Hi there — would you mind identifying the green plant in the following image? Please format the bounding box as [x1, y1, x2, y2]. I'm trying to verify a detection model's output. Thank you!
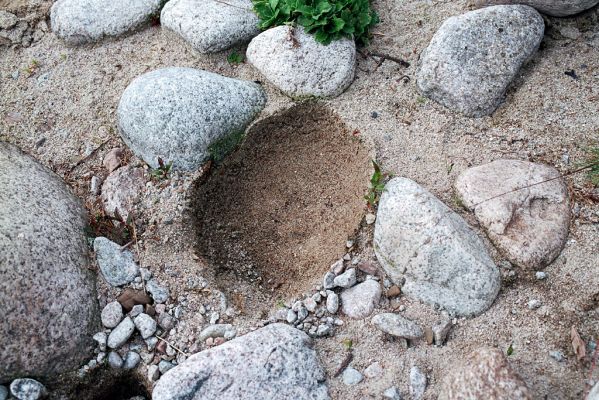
[507, 343, 514, 356]
[341, 338, 353, 350]
[365, 160, 386, 208]
[150, 157, 173, 180]
[252, 0, 379, 46]
[227, 51, 245, 65]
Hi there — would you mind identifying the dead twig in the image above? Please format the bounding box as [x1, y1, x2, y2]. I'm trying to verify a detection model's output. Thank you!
[156, 334, 188, 356]
[69, 138, 111, 172]
[333, 352, 353, 378]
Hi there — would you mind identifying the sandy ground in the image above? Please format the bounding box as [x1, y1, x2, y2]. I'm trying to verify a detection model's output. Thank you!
[1, 0, 599, 399]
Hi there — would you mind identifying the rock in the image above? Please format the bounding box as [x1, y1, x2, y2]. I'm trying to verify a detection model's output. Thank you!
[152, 323, 328, 399]
[90, 176, 101, 195]
[117, 67, 266, 171]
[107, 317, 135, 349]
[146, 279, 169, 303]
[0, 143, 99, 382]
[198, 324, 237, 341]
[94, 237, 140, 286]
[478, 0, 599, 16]
[123, 351, 141, 369]
[383, 386, 402, 400]
[161, 0, 259, 53]
[536, 271, 547, 280]
[340, 280, 382, 319]
[247, 26, 355, 98]
[286, 309, 298, 324]
[315, 324, 331, 337]
[323, 271, 336, 289]
[439, 348, 531, 400]
[342, 367, 363, 385]
[528, 299, 542, 309]
[304, 297, 317, 313]
[102, 148, 123, 172]
[417, 5, 544, 117]
[108, 351, 124, 369]
[157, 313, 175, 331]
[365, 213, 376, 224]
[455, 160, 570, 270]
[410, 367, 427, 400]
[158, 360, 176, 374]
[148, 364, 160, 381]
[372, 313, 423, 339]
[93, 332, 107, 351]
[0, 11, 18, 30]
[9, 379, 47, 400]
[130, 304, 144, 317]
[549, 350, 565, 362]
[432, 319, 452, 345]
[364, 362, 383, 379]
[117, 288, 152, 312]
[330, 259, 345, 275]
[387, 285, 401, 298]
[587, 382, 599, 400]
[100, 165, 145, 221]
[374, 178, 500, 317]
[333, 268, 357, 288]
[134, 313, 157, 339]
[50, 0, 161, 44]
[0, 385, 7, 400]
[101, 301, 124, 328]
[424, 327, 434, 345]
[326, 292, 339, 314]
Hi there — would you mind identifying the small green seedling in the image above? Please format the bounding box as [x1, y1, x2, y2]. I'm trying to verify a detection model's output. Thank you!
[23, 59, 39, 76]
[507, 343, 514, 356]
[342, 338, 353, 350]
[227, 51, 244, 65]
[150, 157, 173, 180]
[365, 160, 387, 209]
[275, 299, 286, 308]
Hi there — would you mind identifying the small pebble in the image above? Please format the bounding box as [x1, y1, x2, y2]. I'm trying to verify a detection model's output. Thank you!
[210, 312, 219, 324]
[364, 362, 383, 379]
[140, 268, 152, 281]
[383, 386, 402, 400]
[198, 324, 237, 341]
[333, 268, 357, 288]
[158, 360, 175, 374]
[108, 351, 123, 369]
[386, 285, 401, 298]
[90, 176, 101, 195]
[326, 292, 339, 314]
[101, 301, 124, 328]
[304, 297, 317, 313]
[148, 365, 160, 381]
[107, 317, 135, 349]
[528, 299, 542, 310]
[134, 313, 157, 339]
[146, 279, 169, 303]
[432, 319, 452, 346]
[146, 337, 158, 351]
[535, 271, 547, 280]
[323, 272, 336, 289]
[410, 366, 427, 400]
[550, 350, 565, 362]
[365, 213, 376, 224]
[424, 327, 434, 345]
[286, 309, 298, 323]
[342, 367, 363, 385]
[123, 351, 141, 369]
[93, 332, 107, 351]
[330, 259, 345, 275]
[130, 304, 144, 317]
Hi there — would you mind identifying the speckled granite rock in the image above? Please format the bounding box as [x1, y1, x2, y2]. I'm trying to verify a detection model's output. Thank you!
[161, 0, 259, 53]
[50, 0, 162, 44]
[417, 5, 544, 117]
[455, 159, 570, 269]
[374, 177, 500, 317]
[0, 142, 99, 382]
[247, 26, 355, 98]
[117, 67, 266, 171]
[477, 0, 599, 16]
[152, 323, 329, 400]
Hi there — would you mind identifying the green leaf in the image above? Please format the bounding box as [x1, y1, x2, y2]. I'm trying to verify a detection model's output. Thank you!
[269, 0, 279, 9]
[507, 343, 514, 356]
[314, 29, 330, 44]
[331, 17, 345, 32]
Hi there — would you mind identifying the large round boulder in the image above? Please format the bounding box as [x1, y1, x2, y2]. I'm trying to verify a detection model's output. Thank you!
[0, 143, 99, 382]
[478, 0, 599, 17]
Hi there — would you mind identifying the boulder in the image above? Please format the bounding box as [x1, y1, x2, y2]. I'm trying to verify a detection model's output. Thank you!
[455, 159, 570, 269]
[117, 67, 266, 171]
[417, 5, 544, 117]
[0, 143, 99, 382]
[476, 0, 599, 16]
[374, 178, 500, 317]
[161, 0, 260, 53]
[247, 26, 355, 98]
[50, 0, 162, 44]
[439, 347, 531, 400]
[152, 323, 329, 400]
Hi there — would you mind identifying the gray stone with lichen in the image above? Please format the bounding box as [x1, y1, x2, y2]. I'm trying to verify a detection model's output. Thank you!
[417, 5, 544, 117]
[161, 0, 259, 54]
[117, 67, 266, 171]
[0, 142, 99, 382]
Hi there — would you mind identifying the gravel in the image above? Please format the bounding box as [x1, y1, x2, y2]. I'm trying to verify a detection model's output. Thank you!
[371, 313, 424, 339]
[383, 386, 402, 400]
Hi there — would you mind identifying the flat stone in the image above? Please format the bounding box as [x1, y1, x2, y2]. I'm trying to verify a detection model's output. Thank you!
[198, 324, 237, 341]
[478, 0, 599, 16]
[130, 304, 144, 317]
[374, 178, 500, 317]
[326, 292, 339, 314]
[342, 367, 363, 385]
[152, 323, 329, 399]
[50, 0, 161, 44]
[107, 317, 135, 349]
[108, 351, 123, 369]
[100, 165, 145, 221]
[101, 301, 124, 328]
[0, 143, 99, 382]
[340, 280, 382, 319]
[439, 347, 531, 400]
[410, 367, 427, 400]
[417, 5, 544, 117]
[102, 148, 123, 172]
[371, 313, 423, 339]
[161, 0, 259, 53]
[94, 237, 140, 287]
[146, 279, 169, 303]
[333, 268, 357, 288]
[117, 67, 266, 171]
[247, 26, 355, 98]
[455, 160, 570, 270]
[148, 364, 160, 381]
[134, 313, 157, 339]
[323, 271, 336, 289]
[9, 379, 47, 400]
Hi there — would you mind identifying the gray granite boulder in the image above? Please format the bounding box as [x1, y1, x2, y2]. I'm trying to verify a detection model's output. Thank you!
[439, 347, 531, 400]
[50, 0, 162, 45]
[118, 67, 266, 171]
[161, 0, 260, 53]
[94, 237, 140, 286]
[455, 159, 570, 270]
[247, 26, 355, 98]
[374, 178, 500, 317]
[0, 143, 99, 382]
[417, 5, 544, 117]
[477, 0, 599, 16]
[152, 323, 329, 400]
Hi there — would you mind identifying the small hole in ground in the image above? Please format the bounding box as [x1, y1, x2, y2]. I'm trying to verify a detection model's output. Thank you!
[192, 104, 371, 310]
